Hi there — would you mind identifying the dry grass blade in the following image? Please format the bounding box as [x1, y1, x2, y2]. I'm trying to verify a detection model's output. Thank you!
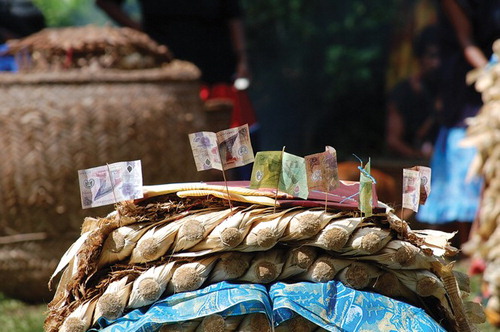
[413, 230, 457, 257]
[49, 231, 91, 288]
[453, 270, 471, 295]
[143, 183, 291, 200]
[177, 189, 279, 206]
[142, 183, 213, 198]
[51, 257, 79, 310]
[127, 261, 175, 309]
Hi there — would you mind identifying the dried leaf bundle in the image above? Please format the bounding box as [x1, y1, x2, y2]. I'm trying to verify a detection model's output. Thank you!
[45, 185, 476, 332]
[128, 262, 175, 308]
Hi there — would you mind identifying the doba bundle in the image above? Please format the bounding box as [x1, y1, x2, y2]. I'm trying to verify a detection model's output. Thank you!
[45, 183, 481, 332]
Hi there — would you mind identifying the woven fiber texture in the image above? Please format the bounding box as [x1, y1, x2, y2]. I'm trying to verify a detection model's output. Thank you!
[0, 62, 205, 302]
[7, 25, 173, 71]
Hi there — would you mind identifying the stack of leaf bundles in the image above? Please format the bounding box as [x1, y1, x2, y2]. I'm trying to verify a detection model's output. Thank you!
[46, 183, 483, 332]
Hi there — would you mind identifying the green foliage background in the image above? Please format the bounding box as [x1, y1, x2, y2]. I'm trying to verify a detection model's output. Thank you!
[240, 0, 401, 158]
[32, 0, 402, 158]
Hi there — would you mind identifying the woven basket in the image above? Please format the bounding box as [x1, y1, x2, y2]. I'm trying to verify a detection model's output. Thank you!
[0, 61, 207, 302]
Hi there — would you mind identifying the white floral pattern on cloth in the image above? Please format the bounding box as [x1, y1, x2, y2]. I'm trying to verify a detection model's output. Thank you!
[91, 281, 445, 332]
[270, 281, 446, 332]
[92, 282, 271, 332]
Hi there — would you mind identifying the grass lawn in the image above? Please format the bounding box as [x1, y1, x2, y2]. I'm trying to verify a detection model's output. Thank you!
[0, 293, 46, 332]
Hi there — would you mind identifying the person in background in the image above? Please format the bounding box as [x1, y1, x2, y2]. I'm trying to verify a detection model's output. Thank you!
[416, 0, 500, 249]
[0, 0, 45, 71]
[385, 25, 440, 160]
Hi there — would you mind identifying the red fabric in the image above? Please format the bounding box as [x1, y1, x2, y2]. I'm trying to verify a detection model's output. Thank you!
[200, 83, 258, 128]
[468, 257, 486, 276]
[206, 180, 385, 213]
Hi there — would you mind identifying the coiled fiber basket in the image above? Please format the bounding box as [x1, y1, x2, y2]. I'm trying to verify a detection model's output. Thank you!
[0, 61, 205, 302]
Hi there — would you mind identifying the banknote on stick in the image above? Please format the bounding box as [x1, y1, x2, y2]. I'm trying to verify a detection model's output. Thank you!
[78, 160, 143, 209]
[250, 151, 309, 199]
[189, 124, 254, 171]
[305, 145, 339, 192]
[402, 168, 421, 212]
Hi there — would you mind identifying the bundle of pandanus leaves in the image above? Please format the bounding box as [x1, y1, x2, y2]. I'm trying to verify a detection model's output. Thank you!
[46, 182, 483, 332]
[461, 39, 500, 326]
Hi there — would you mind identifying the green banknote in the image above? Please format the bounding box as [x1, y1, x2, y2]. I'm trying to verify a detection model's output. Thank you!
[281, 152, 309, 199]
[250, 151, 282, 189]
[250, 151, 309, 199]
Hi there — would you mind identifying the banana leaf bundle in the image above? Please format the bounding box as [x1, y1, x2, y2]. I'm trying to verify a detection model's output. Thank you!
[45, 182, 480, 332]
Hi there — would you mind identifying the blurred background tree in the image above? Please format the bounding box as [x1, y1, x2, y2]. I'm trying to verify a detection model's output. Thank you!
[31, 0, 406, 160]
[32, 0, 139, 26]
[241, 0, 401, 159]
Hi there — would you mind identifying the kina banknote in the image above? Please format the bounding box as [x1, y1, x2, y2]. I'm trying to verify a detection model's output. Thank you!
[250, 151, 309, 199]
[78, 160, 143, 209]
[281, 152, 309, 199]
[402, 168, 421, 212]
[304, 145, 339, 193]
[189, 124, 254, 171]
[216, 124, 254, 170]
[402, 166, 431, 212]
[188, 131, 222, 171]
[411, 166, 431, 205]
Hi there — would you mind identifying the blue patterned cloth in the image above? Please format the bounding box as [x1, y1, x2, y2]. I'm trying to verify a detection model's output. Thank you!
[92, 282, 271, 332]
[90, 281, 445, 332]
[416, 127, 483, 224]
[270, 282, 445, 332]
